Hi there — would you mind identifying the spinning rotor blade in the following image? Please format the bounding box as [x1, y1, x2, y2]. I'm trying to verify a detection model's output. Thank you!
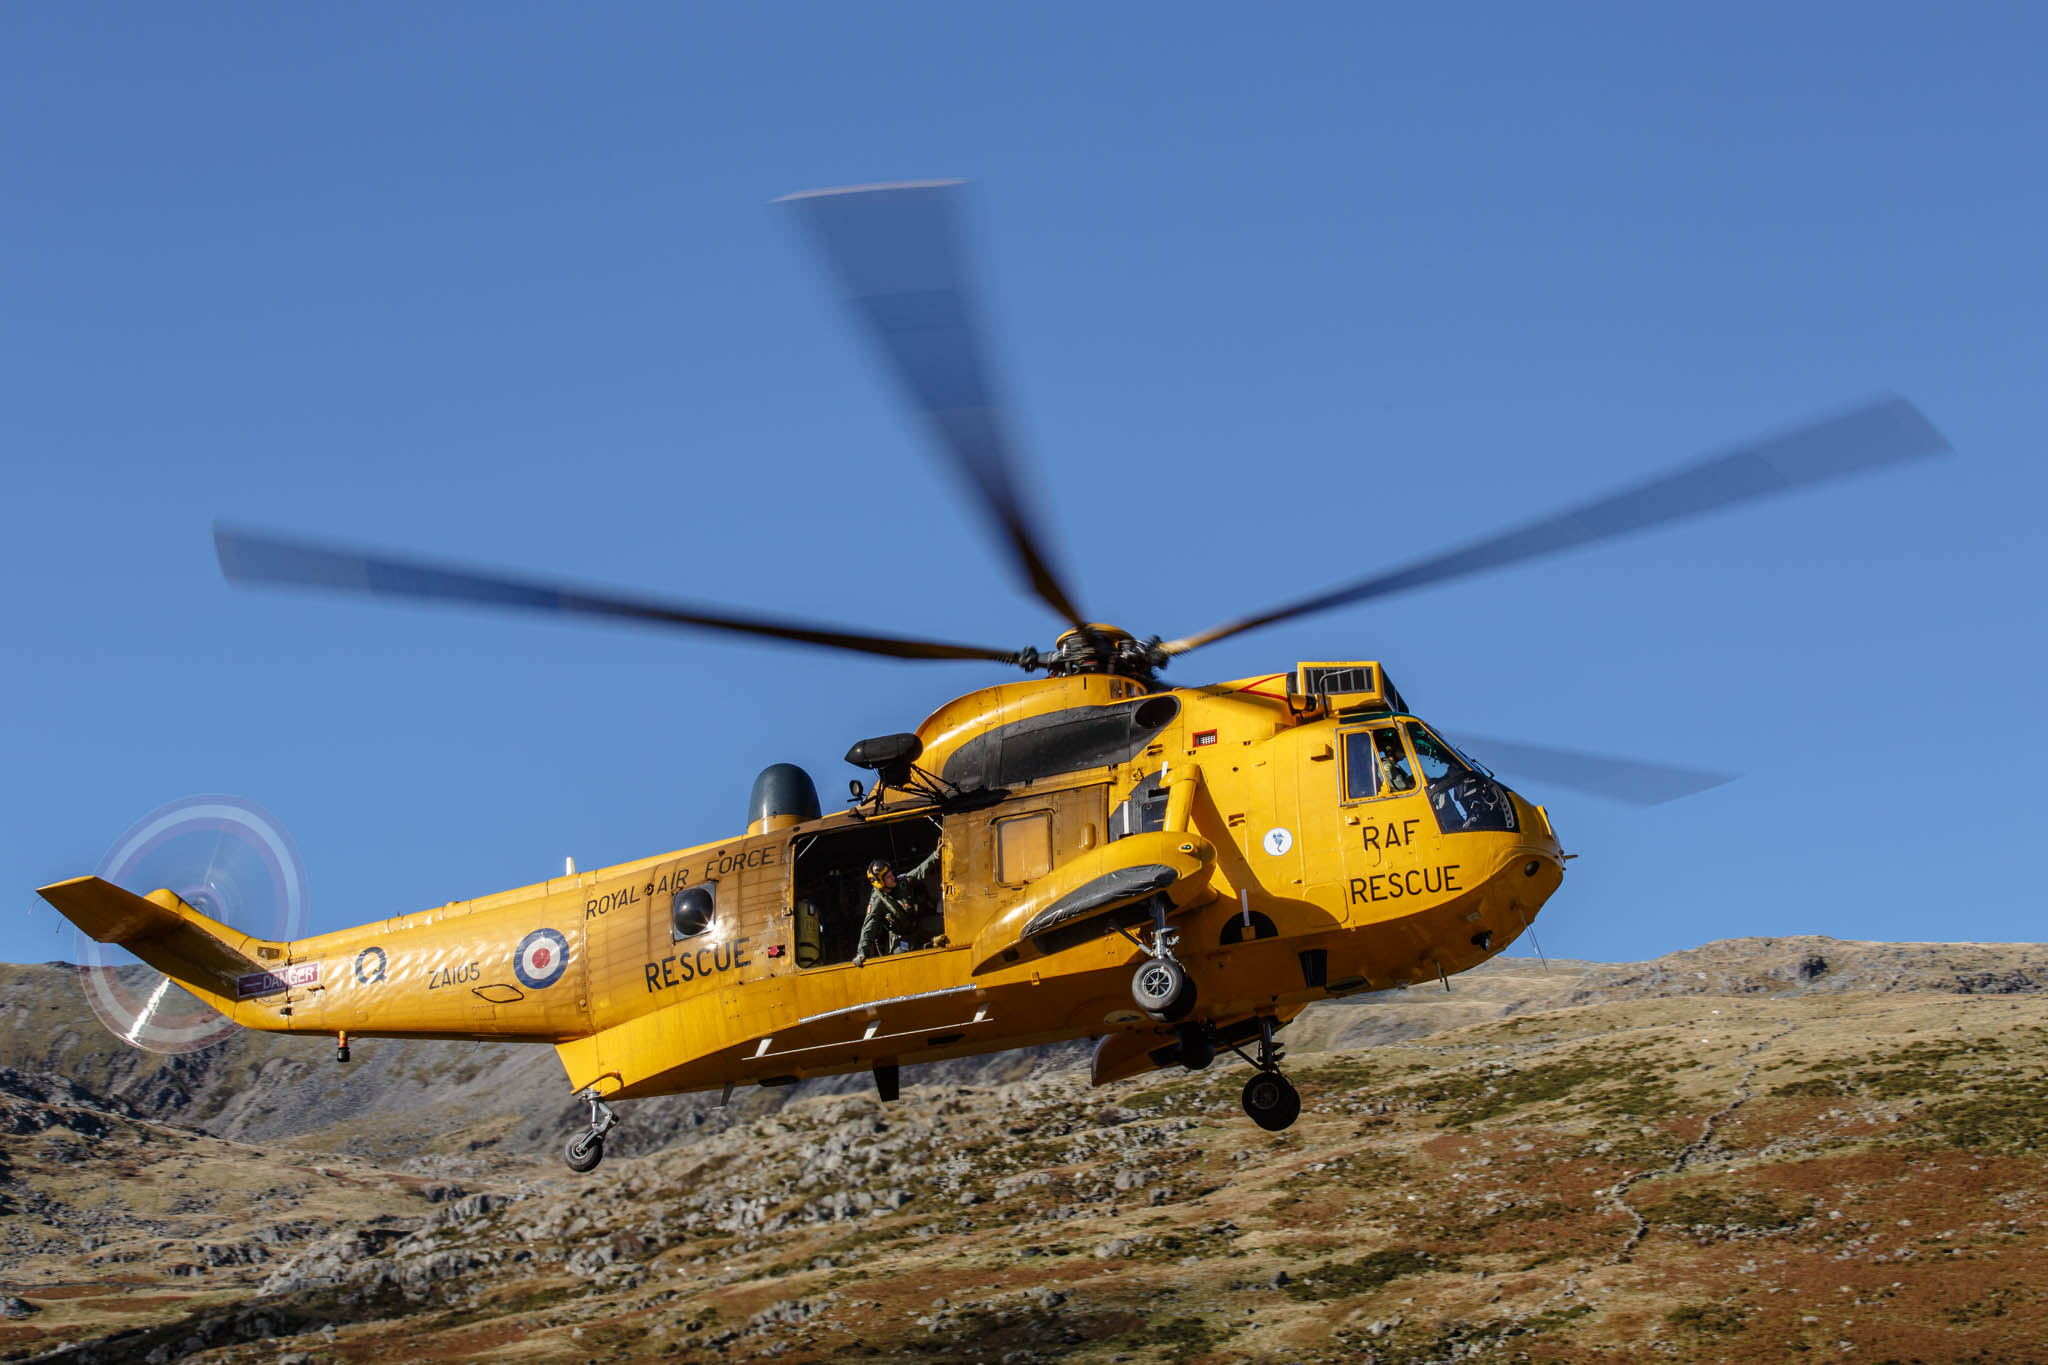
[215, 526, 1023, 664]
[782, 182, 1087, 629]
[1451, 734, 1734, 807]
[1163, 396, 1950, 656]
[73, 794, 309, 1054]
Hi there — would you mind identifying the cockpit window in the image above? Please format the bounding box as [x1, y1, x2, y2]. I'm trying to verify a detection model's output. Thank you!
[1404, 722, 1519, 834]
[1375, 728, 1416, 794]
[1343, 732, 1373, 800]
[1405, 724, 1464, 783]
[1342, 727, 1417, 801]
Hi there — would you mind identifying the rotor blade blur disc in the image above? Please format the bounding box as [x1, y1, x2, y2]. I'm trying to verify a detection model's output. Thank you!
[781, 182, 1086, 628]
[75, 794, 309, 1054]
[1450, 735, 1735, 806]
[1163, 396, 1951, 656]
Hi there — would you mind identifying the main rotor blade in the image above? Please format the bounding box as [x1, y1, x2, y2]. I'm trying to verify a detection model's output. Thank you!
[781, 182, 1087, 629]
[1162, 396, 1950, 656]
[1451, 733, 1734, 807]
[214, 526, 1023, 665]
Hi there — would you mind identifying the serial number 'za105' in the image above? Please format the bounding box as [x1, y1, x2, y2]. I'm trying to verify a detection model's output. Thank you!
[427, 961, 480, 989]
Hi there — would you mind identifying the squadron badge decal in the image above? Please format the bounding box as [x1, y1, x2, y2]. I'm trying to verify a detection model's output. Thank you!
[514, 928, 570, 990]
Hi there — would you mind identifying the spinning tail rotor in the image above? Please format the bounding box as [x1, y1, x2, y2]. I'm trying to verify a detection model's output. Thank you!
[75, 795, 307, 1054]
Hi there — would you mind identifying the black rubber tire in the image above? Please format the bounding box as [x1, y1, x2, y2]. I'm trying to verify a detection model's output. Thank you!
[1241, 1072, 1301, 1132]
[563, 1132, 606, 1174]
[1131, 958, 1196, 1022]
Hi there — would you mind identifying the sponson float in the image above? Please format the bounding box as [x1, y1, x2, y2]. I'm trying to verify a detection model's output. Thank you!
[37, 183, 1950, 1171]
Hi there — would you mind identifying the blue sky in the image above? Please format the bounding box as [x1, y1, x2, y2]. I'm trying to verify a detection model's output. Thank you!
[5, 3, 2043, 967]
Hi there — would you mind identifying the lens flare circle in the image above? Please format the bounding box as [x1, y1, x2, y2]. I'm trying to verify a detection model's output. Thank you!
[75, 795, 308, 1055]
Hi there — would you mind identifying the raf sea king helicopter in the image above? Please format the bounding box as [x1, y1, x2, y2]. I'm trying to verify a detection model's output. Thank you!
[37, 183, 1948, 1171]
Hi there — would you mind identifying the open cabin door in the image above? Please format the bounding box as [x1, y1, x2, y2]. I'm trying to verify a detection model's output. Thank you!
[788, 814, 947, 968]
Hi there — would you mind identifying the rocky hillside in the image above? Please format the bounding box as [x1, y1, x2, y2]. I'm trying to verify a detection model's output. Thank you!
[14, 937, 2039, 1163]
[0, 963, 1080, 1164]
[4, 936, 2048, 1364]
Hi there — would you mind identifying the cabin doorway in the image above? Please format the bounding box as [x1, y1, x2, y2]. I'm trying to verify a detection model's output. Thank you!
[790, 815, 945, 968]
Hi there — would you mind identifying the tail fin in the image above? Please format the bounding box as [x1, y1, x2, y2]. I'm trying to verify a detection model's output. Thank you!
[37, 875, 278, 1009]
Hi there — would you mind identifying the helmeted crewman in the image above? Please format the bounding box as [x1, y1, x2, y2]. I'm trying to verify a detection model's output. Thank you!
[854, 844, 942, 965]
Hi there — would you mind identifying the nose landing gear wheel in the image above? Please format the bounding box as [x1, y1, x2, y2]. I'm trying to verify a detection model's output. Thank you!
[1241, 1071, 1300, 1131]
[1132, 957, 1196, 1021]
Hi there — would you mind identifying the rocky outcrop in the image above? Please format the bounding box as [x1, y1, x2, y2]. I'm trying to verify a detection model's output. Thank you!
[1540, 936, 2048, 1004]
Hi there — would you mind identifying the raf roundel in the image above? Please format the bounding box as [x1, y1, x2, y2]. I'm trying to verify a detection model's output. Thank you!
[515, 928, 570, 990]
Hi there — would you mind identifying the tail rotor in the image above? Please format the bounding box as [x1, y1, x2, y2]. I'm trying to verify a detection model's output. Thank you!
[75, 795, 308, 1054]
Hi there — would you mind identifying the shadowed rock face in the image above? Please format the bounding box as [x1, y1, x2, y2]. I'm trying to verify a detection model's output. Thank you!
[6, 936, 2048, 1364]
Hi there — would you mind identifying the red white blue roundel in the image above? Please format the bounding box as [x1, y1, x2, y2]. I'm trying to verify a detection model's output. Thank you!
[515, 928, 570, 989]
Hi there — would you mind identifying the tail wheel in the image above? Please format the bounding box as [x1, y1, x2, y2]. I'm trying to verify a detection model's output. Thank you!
[563, 1132, 606, 1174]
[1131, 958, 1195, 1021]
[1241, 1072, 1301, 1132]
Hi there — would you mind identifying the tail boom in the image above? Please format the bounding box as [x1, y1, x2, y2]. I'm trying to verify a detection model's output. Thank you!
[38, 876, 286, 1022]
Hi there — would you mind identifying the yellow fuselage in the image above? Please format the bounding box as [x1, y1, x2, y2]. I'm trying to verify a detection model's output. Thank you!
[138, 670, 1565, 1099]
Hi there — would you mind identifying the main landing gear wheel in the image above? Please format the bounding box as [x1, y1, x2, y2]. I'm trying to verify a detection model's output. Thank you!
[563, 1130, 605, 1173]
[563, 1090, 620, 1174]
[1132, 957, 1196, 1022]
[1241, 1071, 1301, 1132]
[1222, 1014, 1299, 1131]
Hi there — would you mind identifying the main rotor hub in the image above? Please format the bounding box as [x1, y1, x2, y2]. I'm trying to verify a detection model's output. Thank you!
[1040, 624, 1166, 683]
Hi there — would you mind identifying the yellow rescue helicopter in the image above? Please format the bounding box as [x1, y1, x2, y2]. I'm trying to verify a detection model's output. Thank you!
[36, 183, 1949, 1171]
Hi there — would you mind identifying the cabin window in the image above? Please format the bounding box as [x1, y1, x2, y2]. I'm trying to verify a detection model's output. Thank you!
[671, 884, 716, 941]
[995, 811, 1054, 884]
[1342, 727, 1416, 801]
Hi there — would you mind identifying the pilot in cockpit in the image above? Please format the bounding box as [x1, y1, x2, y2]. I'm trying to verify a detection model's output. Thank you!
[1374, 728, 1416, 794]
